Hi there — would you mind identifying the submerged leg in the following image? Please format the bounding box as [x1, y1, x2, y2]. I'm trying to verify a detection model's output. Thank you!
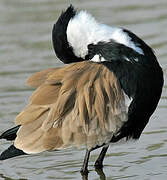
[95, 168, 106, 180]
[80, 149, 91, 175]
[94, 145, 109, 169]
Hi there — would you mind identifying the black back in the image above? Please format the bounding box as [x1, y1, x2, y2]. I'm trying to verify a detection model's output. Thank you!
[103, 59, 163, 140]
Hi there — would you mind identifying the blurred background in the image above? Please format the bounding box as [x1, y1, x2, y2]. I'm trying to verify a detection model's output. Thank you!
[0, 0, 167, 179]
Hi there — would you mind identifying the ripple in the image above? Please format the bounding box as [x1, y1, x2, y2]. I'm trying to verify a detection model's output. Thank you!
[146, 142, 164, 151]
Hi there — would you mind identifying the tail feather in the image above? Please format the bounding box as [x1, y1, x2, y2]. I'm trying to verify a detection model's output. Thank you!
[0, 125, 20, 141]
[0, 145, 27, 160]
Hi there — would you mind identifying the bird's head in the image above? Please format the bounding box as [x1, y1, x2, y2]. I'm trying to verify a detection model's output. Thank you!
[52, 5, 158, 66]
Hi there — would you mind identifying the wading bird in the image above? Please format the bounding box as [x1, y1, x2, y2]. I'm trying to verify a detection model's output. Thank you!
[0, 5, 163, 174]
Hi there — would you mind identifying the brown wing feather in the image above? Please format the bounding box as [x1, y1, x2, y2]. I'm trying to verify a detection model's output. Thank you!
[14, 61, 127, 153]
[26, 68, 59, 88]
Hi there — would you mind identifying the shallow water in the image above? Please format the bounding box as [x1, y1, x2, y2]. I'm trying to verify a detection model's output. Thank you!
[0, 0, 167, 179]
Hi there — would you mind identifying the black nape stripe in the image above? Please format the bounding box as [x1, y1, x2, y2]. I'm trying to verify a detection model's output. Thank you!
[52, 5, 83, 64]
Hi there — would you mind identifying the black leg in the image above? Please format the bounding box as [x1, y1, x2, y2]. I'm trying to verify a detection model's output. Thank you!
[80, 149, 91, 175]
[94, 145, 109, 169]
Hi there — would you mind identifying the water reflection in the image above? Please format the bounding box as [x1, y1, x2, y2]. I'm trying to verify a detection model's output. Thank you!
[82, 169, 106, 180]
[95, 168, 106, 180]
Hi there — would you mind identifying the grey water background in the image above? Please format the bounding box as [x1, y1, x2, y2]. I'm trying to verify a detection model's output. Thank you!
[0, 0, 167, 179]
